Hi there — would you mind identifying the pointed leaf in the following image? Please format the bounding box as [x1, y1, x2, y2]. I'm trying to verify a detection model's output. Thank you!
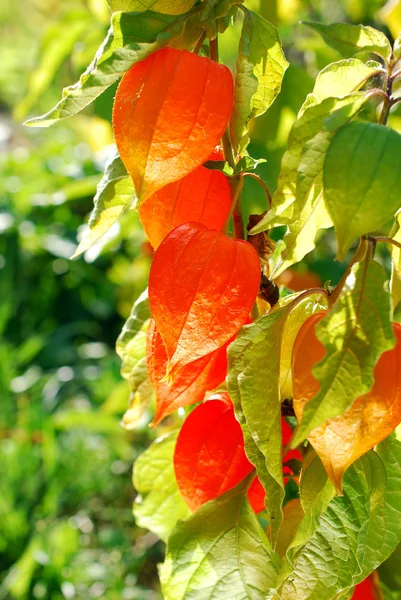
[395, 33, 401, 61]
[174, 395, 266, 513]
[230, 8, 288, 152]
[139, 164, 231, 250]
[149, 222, 260, 372]
[113, 47, 234, 203]
[292, 250, 395, 449]
[250, 93, 368, 235]
[25, 11, 184, 127]
[116, 291, 153, 428]
[160, 478, 281, 600]
[147, 320, 228, 425]
[133, 432, 190, 541]
[73, 148, 134, 258]
[275, 452, 386, 600]
[323, 121, 401, 258]
[227, 295, 325, 544]
[304, 22, 392, 61]
[107, 0, 197, 14]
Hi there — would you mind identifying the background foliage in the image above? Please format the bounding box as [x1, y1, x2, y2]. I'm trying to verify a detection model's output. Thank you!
[2, 0, 401, 598]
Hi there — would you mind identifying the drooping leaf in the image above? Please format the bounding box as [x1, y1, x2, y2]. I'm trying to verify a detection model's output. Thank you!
[227, 294, 326, 544]
[230, 8, 288, 153]
[250, 93, 368, 235]
[25, 11, 185, 127]
[116, 290, 153, 428]
[147, 320, 228, 425]
[133, 432, 190, 541]
[160, 477, 281, 600]
[139, 163, 231, 250]
[294, 311, 401, 491]
[174, 395, 266, 513]
[274, 500, 305, 559]
[292, 247, 395, 448]
[113, 47, 234, 203]
[304, 21, 392, 61]
[395, 33, 401, 61]
[72, 148, 134, 258]
[323, 121, 401, 258]
[274, 451, 386, 600]
[149, 222, 260, 373]
[107, 0, 197, 14]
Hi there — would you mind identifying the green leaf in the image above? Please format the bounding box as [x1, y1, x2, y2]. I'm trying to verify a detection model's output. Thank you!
[388, 212, 401, 309]
[323, 121, 401, 258]
[230, 8, 288, 153]
[304, 21, 392, 61]
[274, 451, 386, 600]
[202, 160, 234, 177]
[305, 58, 382, 110]
[72, 148, 134, 258]
[160, 477, 281, 599]
[107, 0, 197, 14]
[227, 294, 327, 545]
[234, 155, 267, 175]
[133, 432, 190, 541]
[116, 290, 153, 429]
[354, 435, 401, 583]
[250, 93, 368, 236]
[394, 34, 401, 61]
[24, 11, 186, 127]
[292, 246, 395, 447]
[379, 544, 401, 593]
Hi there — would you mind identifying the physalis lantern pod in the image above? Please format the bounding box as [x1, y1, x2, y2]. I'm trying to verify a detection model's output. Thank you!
[113, 47, 234, 204]
[148, 222, 261, 373]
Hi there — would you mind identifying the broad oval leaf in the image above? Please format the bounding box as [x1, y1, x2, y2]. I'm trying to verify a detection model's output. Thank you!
[291, 248, 395, 448]
[113, 47, 234, 203]
[323, 121, 401, 258]
[304, 21, 392, 61]
[25, 11, 183, 127]
[174, 395, 266, 513]
[147, 320, 228, 425]
[133, 431, 190, 541]
[107, 0, 197, 14]
[293, 313, 401, 491]
[139, 159, 231, 250]
[160, 477, 281, 600]
[149, 222, 260, 372]
[230, 8, 288, 153]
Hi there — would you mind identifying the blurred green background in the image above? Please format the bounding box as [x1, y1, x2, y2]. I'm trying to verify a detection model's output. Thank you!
[1, 0, 400, 598]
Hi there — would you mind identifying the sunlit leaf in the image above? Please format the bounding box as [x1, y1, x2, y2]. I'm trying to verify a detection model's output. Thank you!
[113, 47, 233, 203]
[274, 452, 386, 600]
[133, 432, 190, 541]
[116, 290, 153, 429]
[160, 477, 281, 600]
[292, 247, 395, 449]
[149, 223, 260, 373]
[230, 8, 288, 153]
[25, 11, 188, 127]
[250, 94, 368, 235]
[72, 148, 134, 258]
[304, 21, 392, 61]
[227, 294, 326, 544]
[323, 121, 401, 258]
[107, 0, 197, 14]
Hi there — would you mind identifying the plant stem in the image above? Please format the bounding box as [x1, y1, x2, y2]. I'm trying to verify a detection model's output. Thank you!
[209, 36, 218, 62]
[223, 176, 244, 235]
[243, 172, 272, 207]
[379, 62, 395, 125]
[233, 193, 245, 239]
[372, 235, 401, 252]
[193, 30, 207, 54]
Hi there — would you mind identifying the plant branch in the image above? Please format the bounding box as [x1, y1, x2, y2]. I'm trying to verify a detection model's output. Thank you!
[379, 63, 395, 125]
[243, 172, 272, 207]
[371, 235, 401, 253]
[193, 30, 207, 54]
[209, 36, 218, 62]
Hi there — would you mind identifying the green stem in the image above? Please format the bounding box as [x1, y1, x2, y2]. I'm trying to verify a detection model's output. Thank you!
[243, 172, 272, 207]
[223, 176, 244, 235]
[372, 235, 401, 253]
[379, 62, 395, 125]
